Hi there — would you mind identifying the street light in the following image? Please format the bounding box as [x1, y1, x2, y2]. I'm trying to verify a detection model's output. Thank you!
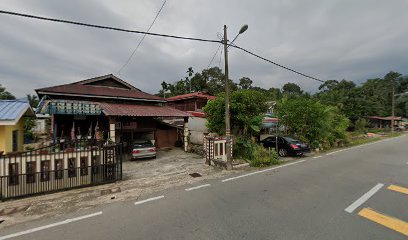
[223, 24, 248, 170]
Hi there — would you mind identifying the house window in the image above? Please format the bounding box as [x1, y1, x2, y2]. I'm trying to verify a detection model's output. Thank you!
[40, 160, 50, 181]
[68, 158, 76, 178]
[26, 162, 36, 183]
[80, 157, 88, 176]
[12, 130, 18, 152]
[55, 159, 64, 179]
[8, 163, 19, 185]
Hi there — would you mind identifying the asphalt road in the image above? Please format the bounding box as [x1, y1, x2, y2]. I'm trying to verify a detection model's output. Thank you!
[1, 135, 407, 240]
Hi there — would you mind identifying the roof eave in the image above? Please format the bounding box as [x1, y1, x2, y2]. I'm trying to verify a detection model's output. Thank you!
[37, 91, 166, 103]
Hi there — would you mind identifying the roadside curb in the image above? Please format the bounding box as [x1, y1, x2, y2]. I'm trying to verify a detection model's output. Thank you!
[233, 163, 250, 170]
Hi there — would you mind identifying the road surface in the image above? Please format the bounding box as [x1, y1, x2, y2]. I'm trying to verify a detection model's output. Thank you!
[1, 135, 407, 239]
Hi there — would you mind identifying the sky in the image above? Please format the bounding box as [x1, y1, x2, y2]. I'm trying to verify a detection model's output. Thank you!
[1, 0, 407, 98]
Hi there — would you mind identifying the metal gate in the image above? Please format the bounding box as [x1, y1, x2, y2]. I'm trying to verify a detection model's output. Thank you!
[0, 139, 122, 200]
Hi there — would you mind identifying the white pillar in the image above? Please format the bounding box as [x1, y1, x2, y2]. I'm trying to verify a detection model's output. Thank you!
[184, 117, 189, 152]
[109, 118, 116, 143]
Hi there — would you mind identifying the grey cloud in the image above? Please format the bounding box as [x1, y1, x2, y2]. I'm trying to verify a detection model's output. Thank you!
[0, 0, 407, 97]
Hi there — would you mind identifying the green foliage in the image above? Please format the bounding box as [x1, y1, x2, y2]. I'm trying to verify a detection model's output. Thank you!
[0, 84, 15, 100]
[204, 90, 268, 137]
[26, 94, 39, 108]
[316, 72, 408, 120]
[249, 145, 279, 167]
[354, 118, 368, 132]
[276, 98, 349, 148]
[233, 137, 279, 167]
[282, 82, 303, 97]
[238, 77, 253, 90]
[158, 67, 238, 97]
[234, 137, 257, 160]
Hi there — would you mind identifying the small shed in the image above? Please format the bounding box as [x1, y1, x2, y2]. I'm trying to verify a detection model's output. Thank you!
[0, 100, 34, 154]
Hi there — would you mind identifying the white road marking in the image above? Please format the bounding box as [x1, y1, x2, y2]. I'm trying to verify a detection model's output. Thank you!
[134, 195, 164, 205]
[221, 160, 306, 183]
[344, 183, 384, 213]
[313, 156, 322, 159]
[185, 184, 211, 191]
[326, 149, 346, 155]
[0, 211, 103, 240]
[325, 135, 406, 156]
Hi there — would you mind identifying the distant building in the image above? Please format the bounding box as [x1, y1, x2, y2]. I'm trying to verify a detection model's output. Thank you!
[166, 92, 216, 145]
[0, 100, 34, 154]
[366, 116, 402, 129]
[166, 92, 216, 112]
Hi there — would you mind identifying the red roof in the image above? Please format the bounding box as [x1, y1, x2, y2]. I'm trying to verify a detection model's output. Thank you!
[187, 111, 206, 118]
[37, 84, 164, 102]
[101, 103, 190, 117]
[166, 92, 216, 101]
[367, 116, 402, 121]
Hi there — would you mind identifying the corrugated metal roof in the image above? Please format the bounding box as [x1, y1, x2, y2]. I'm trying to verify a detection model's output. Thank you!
[36, 74, 165, 102]
[101, 103, 190, 117]
[166, 92, 216, 101]
[37, 84, 165, 102]
[367, 116, 402, 121]
[0, 100, 32, 122]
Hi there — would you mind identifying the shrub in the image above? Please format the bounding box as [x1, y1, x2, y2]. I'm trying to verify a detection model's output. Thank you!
[355, 118, 368, 133]
[250, 145, 280, 167]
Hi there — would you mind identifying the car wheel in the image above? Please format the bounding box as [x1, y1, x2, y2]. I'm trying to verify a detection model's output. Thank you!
[278, 148, 287, 157]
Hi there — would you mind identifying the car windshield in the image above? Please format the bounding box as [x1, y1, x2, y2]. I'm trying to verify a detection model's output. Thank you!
[283, 137, 301, 144]
[133, 141, 153, 148]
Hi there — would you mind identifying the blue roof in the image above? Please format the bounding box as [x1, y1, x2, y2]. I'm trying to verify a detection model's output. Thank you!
[0, 100, 32, 123]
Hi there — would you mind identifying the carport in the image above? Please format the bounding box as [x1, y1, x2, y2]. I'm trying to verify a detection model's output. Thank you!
[100, 103, 190, 150]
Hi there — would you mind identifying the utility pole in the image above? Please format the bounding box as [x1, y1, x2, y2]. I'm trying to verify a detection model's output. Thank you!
[223, 25, 232, 170]
[391, 79, 395, 135]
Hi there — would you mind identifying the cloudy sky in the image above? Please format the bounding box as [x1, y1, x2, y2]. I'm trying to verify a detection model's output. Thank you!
[1, 0, 407, 98]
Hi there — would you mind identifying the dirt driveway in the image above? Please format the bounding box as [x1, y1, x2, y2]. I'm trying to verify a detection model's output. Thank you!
[0, 149, 249, 228]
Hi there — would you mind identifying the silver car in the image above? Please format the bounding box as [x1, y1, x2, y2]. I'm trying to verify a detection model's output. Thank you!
[131, 140, 156, 160]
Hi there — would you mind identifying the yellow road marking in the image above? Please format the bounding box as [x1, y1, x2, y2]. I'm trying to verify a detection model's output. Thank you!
[388, 185, 408, 195]
[358, 208, 408, 236]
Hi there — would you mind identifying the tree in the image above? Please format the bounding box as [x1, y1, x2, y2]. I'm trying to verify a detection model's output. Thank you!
[204, 90, 268, 137]
[26, 94, 39, 108]
[282, 82, 303, 97]
[276, 98, 349, 148]
[318, 80, 339, 92]
[238, 77, 253, 90]
[0, 84, 15, 100]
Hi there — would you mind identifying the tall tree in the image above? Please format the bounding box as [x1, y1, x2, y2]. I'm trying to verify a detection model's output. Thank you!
[204, 90, 268, 137]
[238, 77, 253, 90]
[26, 94, 39, 108]
[282, 82, 303, 97]
[0, 84, 15, 100]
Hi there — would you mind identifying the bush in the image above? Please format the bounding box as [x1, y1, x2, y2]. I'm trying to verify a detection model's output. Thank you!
[234, 137, 256, 160]
[249, 145, 280, 167]
[355, 118, 368, 133]
[234, 137, 279, 167]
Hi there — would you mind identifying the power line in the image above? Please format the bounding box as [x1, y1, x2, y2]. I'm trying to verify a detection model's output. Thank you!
[0, 9, 324, 83]
[230, 43, 324, 83]
[0, 9, 221, 44]
[118, 0, 167, 74]
[206, 43, 222, 69]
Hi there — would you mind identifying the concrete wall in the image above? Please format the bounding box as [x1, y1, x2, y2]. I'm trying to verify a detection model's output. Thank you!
[188, 117, 208, 145]
[33, 119, 47, 134]
[0, 119, 25, 154]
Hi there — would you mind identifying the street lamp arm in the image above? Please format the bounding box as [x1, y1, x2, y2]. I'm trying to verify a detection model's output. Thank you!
[394, 91, 408, 97]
